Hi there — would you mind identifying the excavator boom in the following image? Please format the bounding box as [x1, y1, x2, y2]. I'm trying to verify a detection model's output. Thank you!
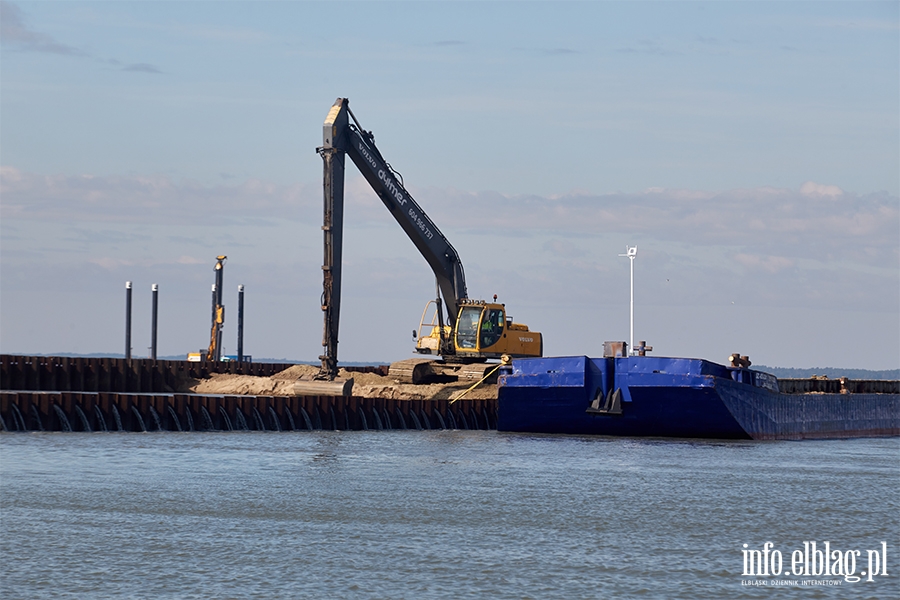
[314, 98, 541, 386]
[317, 98, 466, 377]
[325, 99, 467, 321]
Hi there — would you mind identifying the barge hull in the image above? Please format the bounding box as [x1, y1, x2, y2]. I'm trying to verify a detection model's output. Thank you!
[715, 378, 898, 440]
[497, 356, 899, 440]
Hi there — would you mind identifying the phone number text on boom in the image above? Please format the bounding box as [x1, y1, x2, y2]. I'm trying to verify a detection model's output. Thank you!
[407, 208, 434, 240]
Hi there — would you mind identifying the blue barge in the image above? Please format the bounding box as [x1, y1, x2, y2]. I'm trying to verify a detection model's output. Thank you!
[497, 354, 899, 440]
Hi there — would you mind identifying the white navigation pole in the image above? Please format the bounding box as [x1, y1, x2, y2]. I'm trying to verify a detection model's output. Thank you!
[619, 246, 638, 355]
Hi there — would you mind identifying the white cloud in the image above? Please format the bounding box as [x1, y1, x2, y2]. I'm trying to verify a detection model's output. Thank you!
[3, 167, 897, 271]
[733, 253, 795, 273]
[800, 181, 844, 198]
[0, 167, 317, 224]
[815, 17, 900, 32]
[0, 0, 86, 56]
[88, 255, 211, 270]
[89, 257, 134, 270]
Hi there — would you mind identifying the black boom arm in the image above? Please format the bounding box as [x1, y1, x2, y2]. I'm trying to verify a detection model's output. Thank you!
[316, 98, 467, 378]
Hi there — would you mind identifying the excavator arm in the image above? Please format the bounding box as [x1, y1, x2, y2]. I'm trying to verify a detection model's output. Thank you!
[317, 97, 467, 377]
[325, 98, 467, 319]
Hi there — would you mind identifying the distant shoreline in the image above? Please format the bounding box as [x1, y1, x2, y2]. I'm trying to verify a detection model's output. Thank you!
[4, 352, 898, 381]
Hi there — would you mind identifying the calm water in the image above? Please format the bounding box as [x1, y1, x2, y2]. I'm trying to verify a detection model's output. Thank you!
[1, 431, 898, 599]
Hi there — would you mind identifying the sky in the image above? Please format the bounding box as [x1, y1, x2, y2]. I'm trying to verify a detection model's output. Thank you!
[1, 0, 898, 370]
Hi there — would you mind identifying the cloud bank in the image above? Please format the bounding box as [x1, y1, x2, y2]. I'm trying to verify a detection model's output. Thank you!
[0, 166, 316, 225]
[5, 167, 894, 270]
[1, 166, 897, 366]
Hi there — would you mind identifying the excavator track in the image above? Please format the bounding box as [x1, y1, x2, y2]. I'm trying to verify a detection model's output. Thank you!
[388, 359, 499, 385]
[453, 363, 500, 383]
[388, 359, 438, 384]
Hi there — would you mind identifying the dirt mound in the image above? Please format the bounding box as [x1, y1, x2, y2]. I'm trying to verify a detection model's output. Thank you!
[183, 373, 297, 396]
[271, 364, 320, 380]
[179, 364, 497, 400]
[337, 369, 390, 386]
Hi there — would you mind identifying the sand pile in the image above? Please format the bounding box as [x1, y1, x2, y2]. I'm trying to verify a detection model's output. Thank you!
[180, 364, 497, 401]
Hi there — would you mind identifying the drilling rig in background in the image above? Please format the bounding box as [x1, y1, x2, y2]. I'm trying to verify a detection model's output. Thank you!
[206, 255, 227, 362]
[188, 255, 249, 363]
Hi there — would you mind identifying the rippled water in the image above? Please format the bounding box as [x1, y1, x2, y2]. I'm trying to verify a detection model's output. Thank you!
[1, 432, 897, 599]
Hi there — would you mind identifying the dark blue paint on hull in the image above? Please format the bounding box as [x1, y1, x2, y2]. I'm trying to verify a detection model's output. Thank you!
[497, 356, 899, 440]
[499, 384, 751, 439]
[715, 378, 898, 440]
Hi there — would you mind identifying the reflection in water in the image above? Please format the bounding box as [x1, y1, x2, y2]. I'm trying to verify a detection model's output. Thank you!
[311, 432, 343, 466]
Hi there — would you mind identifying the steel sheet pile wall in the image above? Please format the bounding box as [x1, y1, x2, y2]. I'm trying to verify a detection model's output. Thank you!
[0, 355, 302, 393]
[0, 391, 495, 433]
[0, 356, 495, 433]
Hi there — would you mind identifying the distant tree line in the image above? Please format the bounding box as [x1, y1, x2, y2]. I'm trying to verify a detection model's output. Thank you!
[755, 365, 900, 381]
[9, 353, 899, 380]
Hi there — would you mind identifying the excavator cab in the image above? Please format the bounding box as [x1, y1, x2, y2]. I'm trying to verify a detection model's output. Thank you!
[412, 300, 542, 359]
[454, 301, 542, 358]
[414, 302, 503, 354]
[396, 299, 542, 384]
[455, 303, 502, 351]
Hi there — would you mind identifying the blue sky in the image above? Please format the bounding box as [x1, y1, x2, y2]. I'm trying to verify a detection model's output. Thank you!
[1, 1, 898, 369]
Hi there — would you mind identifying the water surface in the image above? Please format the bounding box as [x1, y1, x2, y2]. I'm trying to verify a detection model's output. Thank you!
[2, 432, 897, 598]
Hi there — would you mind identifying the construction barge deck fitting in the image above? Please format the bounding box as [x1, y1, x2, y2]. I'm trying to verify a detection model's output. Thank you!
[0, 355, 496, 433]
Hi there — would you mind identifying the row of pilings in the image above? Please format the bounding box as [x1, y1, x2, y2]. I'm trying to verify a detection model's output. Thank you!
[0, 391, 496, 433]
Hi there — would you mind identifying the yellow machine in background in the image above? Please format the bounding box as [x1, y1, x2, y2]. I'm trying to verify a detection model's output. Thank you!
[206, 256, 227, 362]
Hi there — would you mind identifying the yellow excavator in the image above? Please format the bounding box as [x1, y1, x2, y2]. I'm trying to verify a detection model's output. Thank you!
[301, 98, 542, 392]
[400, 297, 542, 383]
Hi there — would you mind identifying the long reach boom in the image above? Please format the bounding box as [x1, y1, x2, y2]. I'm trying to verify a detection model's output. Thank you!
[316, 98, 467, 378]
